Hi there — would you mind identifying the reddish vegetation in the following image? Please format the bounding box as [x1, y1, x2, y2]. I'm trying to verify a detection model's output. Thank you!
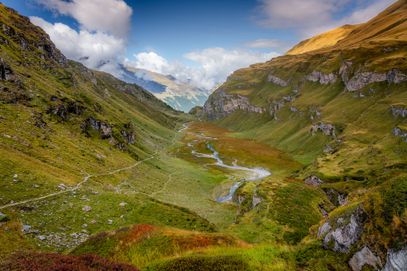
[0, 252, 139, 271]
[125, 224, 156, 243]
[173, 234, 240, 250]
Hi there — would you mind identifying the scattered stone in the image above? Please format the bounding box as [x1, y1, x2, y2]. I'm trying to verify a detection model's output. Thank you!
[82, 205, 92, 212]
[349, 247, 381, 271]
[90, 219, 97, 224]
[37, 235, 46, 241]
[107, 219, 113, 225]
[305, 176, 324, 186]
[119, 202, 127, 207]
[58, 183, 67, 190]
[82, 224, 88, 228]
[22, 224, 31, 233]
[382, 247, 407, 271]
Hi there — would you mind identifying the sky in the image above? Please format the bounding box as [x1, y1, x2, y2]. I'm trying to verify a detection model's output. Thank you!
[2, 0, 396, 90]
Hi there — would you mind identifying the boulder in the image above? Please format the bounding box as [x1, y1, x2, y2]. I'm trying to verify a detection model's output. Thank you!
[82, 205, 92, 212]
[349, 247, 381, 271]
[382, 247, 407, 271]
[319, 206, 366, 253]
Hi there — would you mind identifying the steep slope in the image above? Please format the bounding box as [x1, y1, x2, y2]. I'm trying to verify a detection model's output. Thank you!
[122, 66, 210, 112]
[286, 24, 358, 55]
[0, 3, 231, 261]
[202, 0, 407, 269]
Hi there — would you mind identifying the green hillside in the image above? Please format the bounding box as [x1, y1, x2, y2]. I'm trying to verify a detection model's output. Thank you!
[201, 0, 407, 269]
[0, 3, 236, 265]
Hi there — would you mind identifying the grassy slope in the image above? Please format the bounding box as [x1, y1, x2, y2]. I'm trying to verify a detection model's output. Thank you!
[0, 3, 236, 261]
[200, 0, 407, 269]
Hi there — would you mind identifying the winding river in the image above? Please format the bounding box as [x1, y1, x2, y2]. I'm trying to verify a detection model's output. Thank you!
[192, 143, 271, 203]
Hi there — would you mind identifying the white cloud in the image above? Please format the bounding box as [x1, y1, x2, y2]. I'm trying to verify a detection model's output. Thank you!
[130, 52, 170, 74]
[30, 16, 125, 76]
[125, 48, 278, 90]
[256, 0, 395, 37]
[30, 0, 133, 77]
[35, 0, 132, 38]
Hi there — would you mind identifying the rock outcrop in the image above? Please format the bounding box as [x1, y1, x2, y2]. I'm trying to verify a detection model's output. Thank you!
[47, 101, 86, 121]
[393, 127, 407, 142]
[267, 74, 288, 87]
[391, 106, 407, 118]
[203, 89, 264, 120]
[311, 122, 336, 137]
[318, 206, 366, 253]
[306, 71, 337, 85]
[81, 117, 113, 139]
[349, 247, 382, 271]
[382, 247, 407, 271]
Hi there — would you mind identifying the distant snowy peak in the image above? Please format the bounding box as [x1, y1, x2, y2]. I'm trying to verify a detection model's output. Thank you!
[120, 65, 210, 112]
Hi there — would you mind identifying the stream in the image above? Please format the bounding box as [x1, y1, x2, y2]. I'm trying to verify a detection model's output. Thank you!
[192, 143, 271, 203]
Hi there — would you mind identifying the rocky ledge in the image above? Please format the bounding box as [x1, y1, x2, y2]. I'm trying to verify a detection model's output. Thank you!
[203, 89, 264, 120]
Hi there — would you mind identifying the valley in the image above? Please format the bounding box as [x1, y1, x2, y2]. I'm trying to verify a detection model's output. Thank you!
[0, 1, 406, 271]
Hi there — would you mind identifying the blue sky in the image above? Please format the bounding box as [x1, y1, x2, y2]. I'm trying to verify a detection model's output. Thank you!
[2, 0, 396, 90]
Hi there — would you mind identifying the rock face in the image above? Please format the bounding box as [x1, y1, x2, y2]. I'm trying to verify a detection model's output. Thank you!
[203, 89, 264, 120]
[267, 74, 288, 87]
[82, 117, 113, 139]
[393, 127, 407, 142]
[349, 247, 382, 271]
[318, 206, 366, 253]
[306, 71, 337, 85]
[382, 247, 407, 271]
[340, 62, 407, 91]
[305, 175, 324, 186]
[311, 122, 336, 137]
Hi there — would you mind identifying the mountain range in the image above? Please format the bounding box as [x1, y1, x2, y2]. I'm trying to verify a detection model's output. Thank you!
[120, 65, 210, 112]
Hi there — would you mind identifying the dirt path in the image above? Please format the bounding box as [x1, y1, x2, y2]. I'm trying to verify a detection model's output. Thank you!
[0, 155, 157, 210]
[0, 123, 189, 210]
